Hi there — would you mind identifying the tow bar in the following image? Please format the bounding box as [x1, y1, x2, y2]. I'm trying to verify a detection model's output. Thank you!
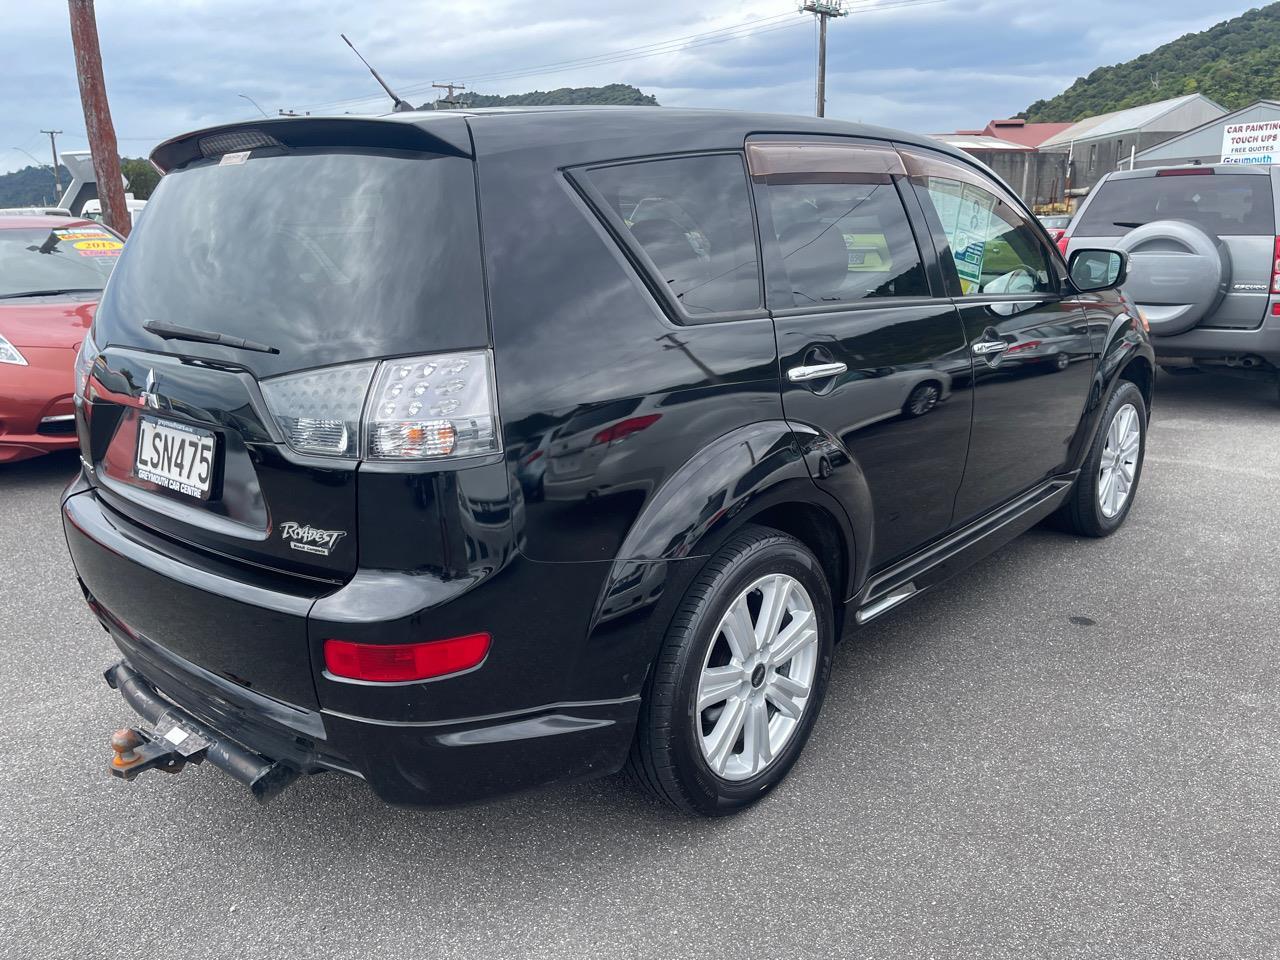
[105, 661, 300, 801]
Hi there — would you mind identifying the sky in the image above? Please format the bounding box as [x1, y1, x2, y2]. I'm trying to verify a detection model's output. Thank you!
[0, 0, 1264, 177]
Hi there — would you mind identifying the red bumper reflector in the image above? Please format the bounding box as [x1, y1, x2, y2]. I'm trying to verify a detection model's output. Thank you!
[324, 634, 491, 682]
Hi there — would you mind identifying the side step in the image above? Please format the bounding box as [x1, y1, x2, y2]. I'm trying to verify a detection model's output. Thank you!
[105, 661, 300, 802]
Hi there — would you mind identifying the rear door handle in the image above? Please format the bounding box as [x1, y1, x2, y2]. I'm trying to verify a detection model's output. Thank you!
[787, 362, 847, 382]
[972, 340, 1009, 356]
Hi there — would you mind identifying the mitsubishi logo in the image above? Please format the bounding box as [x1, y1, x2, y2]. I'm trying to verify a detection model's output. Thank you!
[140, 368, 160, 410]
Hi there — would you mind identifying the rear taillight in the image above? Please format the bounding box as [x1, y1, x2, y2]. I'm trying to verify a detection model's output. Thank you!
[1057, 235, 1070, 257]
[260, 362, 377, 457]
[1005, 339, 1041, 354]
[73, 332, 98, 395]
[364, 351, 498, 460]
[259, 350, 500, 461]
[323, 634, 491, 682]
[1271, 237, 1280, 295]
[592, 413, 661, 446]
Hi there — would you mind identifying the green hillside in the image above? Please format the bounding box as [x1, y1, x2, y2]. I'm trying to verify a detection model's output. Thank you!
[422, 83, 658, 110]
[0, 165, 69, 207]
[1025, 3, 1280, 121]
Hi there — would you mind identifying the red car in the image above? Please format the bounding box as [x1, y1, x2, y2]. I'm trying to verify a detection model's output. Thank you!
[0, 215, 123, 463]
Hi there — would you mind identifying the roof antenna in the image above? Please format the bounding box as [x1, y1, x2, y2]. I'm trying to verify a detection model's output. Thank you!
[341, 33, 413, 112]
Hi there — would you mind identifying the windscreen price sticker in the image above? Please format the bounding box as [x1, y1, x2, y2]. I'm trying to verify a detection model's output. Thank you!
[1221, 121, 1280, 165]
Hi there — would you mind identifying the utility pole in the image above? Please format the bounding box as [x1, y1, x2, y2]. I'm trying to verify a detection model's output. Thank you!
[801, 1, 847, 118]
[432, 82, 467, 109]
[66, 0, 130, 236]
[41, 129, 63, 197]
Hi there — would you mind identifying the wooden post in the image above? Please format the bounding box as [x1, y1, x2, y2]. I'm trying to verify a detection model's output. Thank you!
[67, 0, 130, 237]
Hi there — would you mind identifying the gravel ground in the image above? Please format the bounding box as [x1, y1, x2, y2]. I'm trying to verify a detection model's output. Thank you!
[1, 371, 1277, 960]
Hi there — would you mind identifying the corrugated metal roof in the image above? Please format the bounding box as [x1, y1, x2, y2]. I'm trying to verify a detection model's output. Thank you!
[1040, 95, 1223, 147]
[933, 134, 1033, 151]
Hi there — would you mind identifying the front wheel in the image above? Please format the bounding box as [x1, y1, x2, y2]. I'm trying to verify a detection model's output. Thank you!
[626, 526, 834, 816]
[1053, 380, 1147, 537]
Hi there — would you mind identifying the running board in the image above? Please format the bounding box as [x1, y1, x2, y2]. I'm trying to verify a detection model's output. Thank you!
[851, 477, 1074, 625]
[855, 582, 917, 624]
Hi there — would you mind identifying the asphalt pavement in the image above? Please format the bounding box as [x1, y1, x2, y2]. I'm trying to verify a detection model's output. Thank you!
[1, 371, 1278, 960]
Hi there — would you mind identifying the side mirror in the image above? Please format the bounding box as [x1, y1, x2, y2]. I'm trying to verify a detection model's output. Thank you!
[1068, 248, 1127, 293]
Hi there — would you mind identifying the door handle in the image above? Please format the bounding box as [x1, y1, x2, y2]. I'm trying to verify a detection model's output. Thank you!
[972, 340, 1009, 356]
[787, 362, 847, 382]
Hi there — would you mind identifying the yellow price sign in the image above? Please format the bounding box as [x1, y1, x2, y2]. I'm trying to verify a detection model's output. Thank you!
[73, 239, 123, 252]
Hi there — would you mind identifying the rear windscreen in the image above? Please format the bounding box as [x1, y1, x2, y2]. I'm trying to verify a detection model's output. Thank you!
[93, 148, 486, 376]
[1076, 174, 1275, 237]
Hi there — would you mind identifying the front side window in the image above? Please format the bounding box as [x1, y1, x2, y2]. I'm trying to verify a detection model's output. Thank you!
[916, 176, 1054, 298]
[583, 154, 761, 318]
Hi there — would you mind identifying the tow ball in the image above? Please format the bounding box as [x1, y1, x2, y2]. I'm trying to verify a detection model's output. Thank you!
[108, 725, 209, 781]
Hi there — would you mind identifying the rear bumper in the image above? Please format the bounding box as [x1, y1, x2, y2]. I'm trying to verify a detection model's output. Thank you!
[64, 485, 639, 805]
[1153, 317, 1280, 363]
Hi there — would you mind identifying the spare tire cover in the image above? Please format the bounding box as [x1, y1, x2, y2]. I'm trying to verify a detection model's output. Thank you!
[1114, 219, 1229, 336]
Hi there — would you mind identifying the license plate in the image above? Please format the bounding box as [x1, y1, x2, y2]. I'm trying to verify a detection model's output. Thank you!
[135, 416, 216, 500]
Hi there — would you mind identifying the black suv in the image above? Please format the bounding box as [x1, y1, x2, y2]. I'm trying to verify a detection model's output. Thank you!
[64, 108, 1152, 815]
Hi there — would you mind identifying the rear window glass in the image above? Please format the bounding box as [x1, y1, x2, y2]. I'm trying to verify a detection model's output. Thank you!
[1076, 174, 1275, 237]
[94, 149, 486, 376]
[0, 225, 122, 298]
[584, 154, 761, 318]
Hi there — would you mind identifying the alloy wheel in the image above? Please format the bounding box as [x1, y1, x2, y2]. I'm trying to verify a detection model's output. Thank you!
[695, 574, 819, 781]
[1098, 402, 1141, 519]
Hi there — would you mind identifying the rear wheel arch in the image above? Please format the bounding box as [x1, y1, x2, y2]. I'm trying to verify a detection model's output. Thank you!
[1119, 354, 1154, 413]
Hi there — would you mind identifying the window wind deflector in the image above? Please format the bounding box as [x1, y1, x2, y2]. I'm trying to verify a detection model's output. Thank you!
[746, 141, 905, 184]
[143, 319, 280, 355]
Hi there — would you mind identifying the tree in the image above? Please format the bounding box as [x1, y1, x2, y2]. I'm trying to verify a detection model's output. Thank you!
[119, 157, 159, 200]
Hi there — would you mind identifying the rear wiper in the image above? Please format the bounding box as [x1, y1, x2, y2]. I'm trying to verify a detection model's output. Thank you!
[143, 320, 279, 355]
[0, 287, 101, 300]
[1113, 221, 1146, 228]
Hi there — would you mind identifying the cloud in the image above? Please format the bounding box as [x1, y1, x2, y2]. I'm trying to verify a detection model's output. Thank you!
[0, 0, 1261, 175]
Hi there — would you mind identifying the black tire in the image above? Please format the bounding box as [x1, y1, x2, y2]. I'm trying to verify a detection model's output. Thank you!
[1053, 380, 1147, 537]
[625, 525, 835, 816]
[1053, 351, 1070, 372]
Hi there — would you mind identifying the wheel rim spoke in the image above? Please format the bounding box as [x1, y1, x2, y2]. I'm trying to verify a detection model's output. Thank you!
[769, 609, 815, 666]
[697, 665, 742, 712]
[720, 594, 757, 661]
[753, 576, 791, 652]
[766, 674, 807, 719]
[743, 698, 772, 774]
[704, 696, 747, 775]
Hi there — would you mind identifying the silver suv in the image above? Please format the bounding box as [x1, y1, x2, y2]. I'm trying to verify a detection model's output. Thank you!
[1066, 164, 1280, 389]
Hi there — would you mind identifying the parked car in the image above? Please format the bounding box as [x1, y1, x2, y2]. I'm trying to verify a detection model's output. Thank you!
[1064, 164, 1280, 389]
[64, 109, 1152, 816]
[0, 215, 123, 463]
[1037, 214, 1072, 245]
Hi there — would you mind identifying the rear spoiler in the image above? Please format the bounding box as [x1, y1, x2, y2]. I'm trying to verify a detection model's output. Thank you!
[150, 114, 473, 173]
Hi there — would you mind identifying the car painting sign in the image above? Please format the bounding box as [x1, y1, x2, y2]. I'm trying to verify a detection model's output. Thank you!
[1220, 120, 1280, 165]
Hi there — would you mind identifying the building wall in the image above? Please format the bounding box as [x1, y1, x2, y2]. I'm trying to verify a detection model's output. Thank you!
[1060, 130, 1184, 193]
[1135, 102, 1280, 168]
[962, 149, 1068, 208]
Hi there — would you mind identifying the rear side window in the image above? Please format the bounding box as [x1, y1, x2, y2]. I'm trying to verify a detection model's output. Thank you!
[583, 154, 761, 318]
[1076, 174, 1276, 237]
[761, 181, 927, 306]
